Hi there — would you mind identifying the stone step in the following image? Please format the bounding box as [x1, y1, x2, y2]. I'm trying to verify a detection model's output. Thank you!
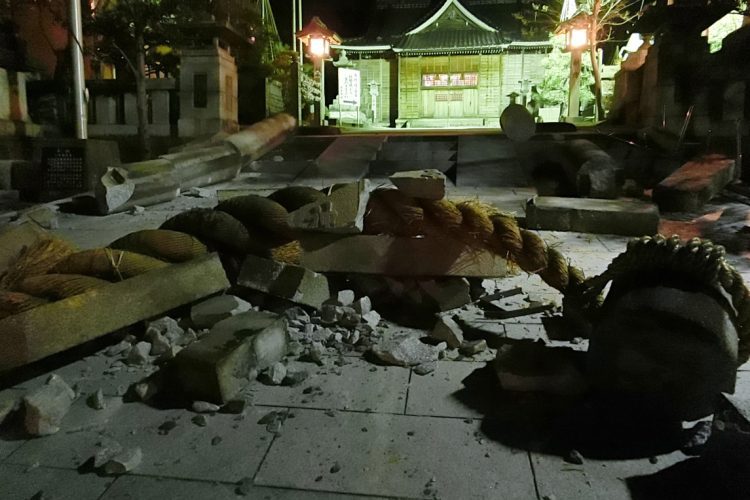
[653, 155, 736, 212]
[525, 196, 659, 236]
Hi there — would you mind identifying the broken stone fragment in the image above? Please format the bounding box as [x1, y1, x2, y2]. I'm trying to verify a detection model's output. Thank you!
[261, 362, 287, 386]
[337, 290, 356, 306]
[23, 374, 76, 436]
[221, 399, 248, 415]
[86, 389, 106, 410]
[282, 369, 309, 386]
[459, 339, 488, 356]
[103, 447, 143, 475]
[320, 304, 343, 325]
[389, 169, 446, 200]
[192, 401, 220, 413]
[146, 317, 185, 345]
[192, 414, 209, 427]
[414, 361, 437, 376]
[190, 295, 252, 329]
[338, 308, 361, 328]
[362, 310, 381, 329]
[353, 296, 372, 316]
[91, 439, 123, 468]
[132, 380, 159, 402]
[237, 254, 330, 310]
[371, 332, 445, 367]
[307, 341, 326, 365]
[126, 342, 152, 365]
[173, 310, 289, 403]
[105, 340, 132, 357]
[283, 307, 310, 324]
[431, 316, 464, 349]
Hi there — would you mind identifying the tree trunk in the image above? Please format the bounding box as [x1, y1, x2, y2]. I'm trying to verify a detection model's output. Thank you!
[135, 29, 150, 159]
[589, 3, 605, 120]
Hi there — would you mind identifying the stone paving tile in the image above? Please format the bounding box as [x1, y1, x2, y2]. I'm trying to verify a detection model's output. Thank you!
[0, 463, 114, 500]
[12, 354, 157, 398]
[8, 397, 277, 483]
[101, 475, 391, 500]
[531, 451, 688, 500]
[406, 361, 488, 419]
[734, 370, 750, 397]
[251, 357, 410, 414]
[251, 356, 409, 413]
[255, 408, 536, 500]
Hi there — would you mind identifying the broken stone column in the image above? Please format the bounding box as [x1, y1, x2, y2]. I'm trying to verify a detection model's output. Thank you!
[173, 311, 289, 403]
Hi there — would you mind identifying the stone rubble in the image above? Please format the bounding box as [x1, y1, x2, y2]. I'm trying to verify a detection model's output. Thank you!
[430, 316, 464, 349]
[86, 389, 106, 410]
[192, 401, 220, 413]
[103, 447, 143, 475]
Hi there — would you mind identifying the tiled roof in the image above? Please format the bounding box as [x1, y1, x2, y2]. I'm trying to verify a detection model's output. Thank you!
[342, 0, 546, 53]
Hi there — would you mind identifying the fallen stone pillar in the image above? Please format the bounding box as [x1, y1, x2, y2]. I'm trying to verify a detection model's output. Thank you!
[525, 196, 659, 236]
[95, 114, 296, 214]
[500, 104, 536, 142]
[388, 170, 447, 200]
[172, 310, 289, 403]
[288, 180, 371, 234]
[653, 155, 736, 212]
[0, 253, 229, 373]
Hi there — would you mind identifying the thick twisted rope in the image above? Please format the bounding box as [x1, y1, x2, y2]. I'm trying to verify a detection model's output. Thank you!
[363, 190, 586, 295]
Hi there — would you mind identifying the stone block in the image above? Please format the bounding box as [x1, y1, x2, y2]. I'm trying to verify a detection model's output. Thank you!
[288, 180, 371, 234]
[173, 311, 289, 403]
[525, 197, 659, 236]
[23, 374, 76, 436]
[0, 391, 20, 426]
[653, 155, 736, 212]
[190, 294, 252, 329]
[388, 170, 447, 200]
[299, 234, 511, 277]
[237, 254, 330, 309]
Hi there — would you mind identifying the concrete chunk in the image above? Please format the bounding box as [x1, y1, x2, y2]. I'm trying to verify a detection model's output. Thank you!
[389, 170, 446, 200]
[238, 254, 330, 309]
[371, 332, 445, 367]
[173, 311, 289, 403]
[190, 295, 252, 329]
[525, 196, 659, 236]
[103, 447, 143, 475]
[653, 155, 736, 211]
[493, 343, 587, 396]
[431, 316, 465, 349]
[288, 180, 371, 234]
[23, 374, 76, 436]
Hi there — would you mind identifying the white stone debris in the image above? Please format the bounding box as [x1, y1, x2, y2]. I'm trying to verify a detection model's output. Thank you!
[262, 362, 287, 385]
[105, 339, 132, 357]
[336, 290, 356, 306]
[362, 311, 381, 329]
[190, 295, 252, 329]
[146, 332, 171, 357]
[126, 341, 152, 365]
[23, 374, 76, 436]
[192, 401, 220, 413]
[431, 316, 464, 349]
[371, 332, 446, 367]
[132, 380, 159, 402]
[460, 339, 488, 356]
[103, 447, 143, 475]
[353, 296, 372, 315]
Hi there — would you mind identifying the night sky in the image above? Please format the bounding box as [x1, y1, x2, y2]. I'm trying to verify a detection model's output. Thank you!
[271, 0, 377, 46]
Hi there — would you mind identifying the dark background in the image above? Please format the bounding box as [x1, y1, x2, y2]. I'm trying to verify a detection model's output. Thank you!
[271, 0, 377, 46]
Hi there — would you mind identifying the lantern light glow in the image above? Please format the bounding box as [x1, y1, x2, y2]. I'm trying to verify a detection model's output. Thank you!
[309, 37, 329, 57]
[569, 27, 588, 49]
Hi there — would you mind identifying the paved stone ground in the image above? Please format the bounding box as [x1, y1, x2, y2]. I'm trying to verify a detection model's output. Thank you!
[2, 135, 750, 499]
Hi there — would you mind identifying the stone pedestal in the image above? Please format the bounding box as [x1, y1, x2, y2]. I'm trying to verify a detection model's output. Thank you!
[178, 46, 239, 138]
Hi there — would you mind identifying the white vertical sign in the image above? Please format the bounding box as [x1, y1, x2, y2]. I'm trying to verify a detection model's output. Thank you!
[338, 68, 361, 106]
